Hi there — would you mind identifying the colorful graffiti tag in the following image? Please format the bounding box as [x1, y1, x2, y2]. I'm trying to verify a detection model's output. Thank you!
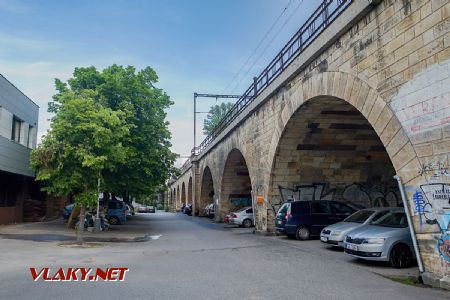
[412, 183, 450, 262]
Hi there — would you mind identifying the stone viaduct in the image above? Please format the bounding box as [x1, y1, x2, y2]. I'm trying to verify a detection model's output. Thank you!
[168, 0, 450, 287]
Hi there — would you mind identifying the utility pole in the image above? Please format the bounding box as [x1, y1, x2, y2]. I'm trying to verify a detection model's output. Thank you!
[193, 93, 241, 153]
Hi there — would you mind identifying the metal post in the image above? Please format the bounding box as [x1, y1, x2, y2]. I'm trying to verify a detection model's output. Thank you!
[194, 93, 197, 151]
[253, 77, 258, 96]
[394, 175, 425, 273]
[251, 189, 256, 233]
[94, 175, 102, 232]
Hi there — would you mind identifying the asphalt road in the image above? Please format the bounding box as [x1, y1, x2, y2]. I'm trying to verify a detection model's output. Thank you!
[0, 212, 448, 300]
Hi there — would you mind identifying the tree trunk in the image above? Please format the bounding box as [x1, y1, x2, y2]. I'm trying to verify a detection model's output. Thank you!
[77, 206, 86, 244]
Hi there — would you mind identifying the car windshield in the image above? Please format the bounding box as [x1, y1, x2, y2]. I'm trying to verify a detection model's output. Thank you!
[371, 212, 408, 228]
[343, 210, 374, 223]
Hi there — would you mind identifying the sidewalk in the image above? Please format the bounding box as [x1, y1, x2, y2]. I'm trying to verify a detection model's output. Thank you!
[0, 215, 154, 243]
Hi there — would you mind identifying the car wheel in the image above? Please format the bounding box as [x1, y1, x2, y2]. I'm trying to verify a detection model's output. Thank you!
[242, 219, 252, 228]
[295, 226, 310, 240]
[109, 216, 119, 225]
[389, 244, 412, 268]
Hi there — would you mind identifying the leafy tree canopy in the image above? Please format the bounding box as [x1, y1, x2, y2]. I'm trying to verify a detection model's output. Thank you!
[48, 65, 176, 201]
[31, 90, 130, 207]
[203, 102, 234, 136]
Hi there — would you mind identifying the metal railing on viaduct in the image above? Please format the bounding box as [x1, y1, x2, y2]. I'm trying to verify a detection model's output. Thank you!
[194, 0, 353, 156]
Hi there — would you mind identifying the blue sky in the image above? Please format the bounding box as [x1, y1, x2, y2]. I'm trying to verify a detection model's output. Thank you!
[0, 0, 318, 165]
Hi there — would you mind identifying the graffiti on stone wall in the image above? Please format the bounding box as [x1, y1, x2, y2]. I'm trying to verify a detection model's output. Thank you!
[341, 182, 400, 208]
[275, 181, 400, 212]
[418, 160, 450, 180]
[390, 60, 450, 137]
[410, 183, 450, 262]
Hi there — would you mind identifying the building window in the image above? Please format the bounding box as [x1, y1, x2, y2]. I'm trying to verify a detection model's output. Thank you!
[28, 125, 34, 148]
[11, 117, 22, 143]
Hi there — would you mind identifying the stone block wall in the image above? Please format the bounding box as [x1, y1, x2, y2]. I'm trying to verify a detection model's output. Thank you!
[169, 0, 450, 285]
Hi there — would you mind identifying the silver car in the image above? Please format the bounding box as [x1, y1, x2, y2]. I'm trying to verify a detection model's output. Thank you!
[320, 207, 396, 247]
[343, 209, 415, 268]
[229, 207, 254, 228]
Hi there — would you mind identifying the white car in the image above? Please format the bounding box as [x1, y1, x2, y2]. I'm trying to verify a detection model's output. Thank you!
[343, 209, 415, 268]
[125, 205, 133, 218]
[320, 207, 396, 247]
[229, 207, 254, 228]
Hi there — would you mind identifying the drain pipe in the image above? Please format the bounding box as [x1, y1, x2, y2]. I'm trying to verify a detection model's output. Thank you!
[394, 175, 425, 274]
[251, 190, 256, 233]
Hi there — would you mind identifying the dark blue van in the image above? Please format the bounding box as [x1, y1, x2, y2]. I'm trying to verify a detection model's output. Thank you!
[275, 200, 355, 240]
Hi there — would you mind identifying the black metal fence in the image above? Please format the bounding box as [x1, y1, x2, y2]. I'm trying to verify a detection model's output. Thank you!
[195, 0, 353, 155]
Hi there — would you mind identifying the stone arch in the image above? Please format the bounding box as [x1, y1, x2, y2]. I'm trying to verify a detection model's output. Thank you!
[181, 182, 186, 205]
[176, 185, 180, 209]
[262, 71, 416, 232]
[199, 166, 215, 216]
[219, 149, 253, 221]
[188, 176, 193, 206]
[266, 71, 415, 179]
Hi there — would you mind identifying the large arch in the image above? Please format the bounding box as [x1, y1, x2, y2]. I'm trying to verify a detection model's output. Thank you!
[181, 182, 186, 205]
[188, 176, 193, 208]
[262, 71, 415, 232]
[199, 166, 215, 216]
[176, 185, 180, 210]
[219, 149, 253, 221]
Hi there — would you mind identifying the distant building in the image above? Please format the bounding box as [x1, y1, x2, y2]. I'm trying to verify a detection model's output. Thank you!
[0, 74, 39, 224]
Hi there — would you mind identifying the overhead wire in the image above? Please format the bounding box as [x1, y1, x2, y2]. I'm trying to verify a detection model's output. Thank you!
[221, 0, 295, 94]
[229, 0, 305, 95]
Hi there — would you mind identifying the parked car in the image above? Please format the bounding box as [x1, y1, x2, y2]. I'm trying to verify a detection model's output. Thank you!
[138, 206, 149, 213]
[204, 203, 215, 218]
[344, 208, 415, 268]
[275, 200, 356, 240]
[229, 207, 254, 228]
[148, 206, 156, 213]
[184, 204, 192, 216]
[125, 204, 133, 218]
[63, 204, 75, 220]
[99, 200, 127, 225]
[320, 207, 396, 247]
[224, 212, 231, 223]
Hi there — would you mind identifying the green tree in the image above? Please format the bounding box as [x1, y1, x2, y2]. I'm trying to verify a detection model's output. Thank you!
[31, 90, 130, 243]
[203, 102, 234, 135]
[51, 65, 176, 202]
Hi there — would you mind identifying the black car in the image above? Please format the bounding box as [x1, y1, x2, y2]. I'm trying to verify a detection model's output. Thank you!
[184, 204, 192, 216]
[275, 200, 355, 240]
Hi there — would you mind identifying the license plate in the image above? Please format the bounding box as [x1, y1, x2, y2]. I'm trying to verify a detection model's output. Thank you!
[320, 236, 328, 242]
[346, 244, 358, 251]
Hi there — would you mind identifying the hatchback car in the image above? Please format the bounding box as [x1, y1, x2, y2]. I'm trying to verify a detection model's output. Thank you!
[125, 204, 133, 218]
[229, 207, 254, 228]
[183, 204, 192, 216]
[204, 203, 215, 218]
[320, 207, 396, 247]
[276, 200, 355, 240]
[344, 209, 415, 268]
